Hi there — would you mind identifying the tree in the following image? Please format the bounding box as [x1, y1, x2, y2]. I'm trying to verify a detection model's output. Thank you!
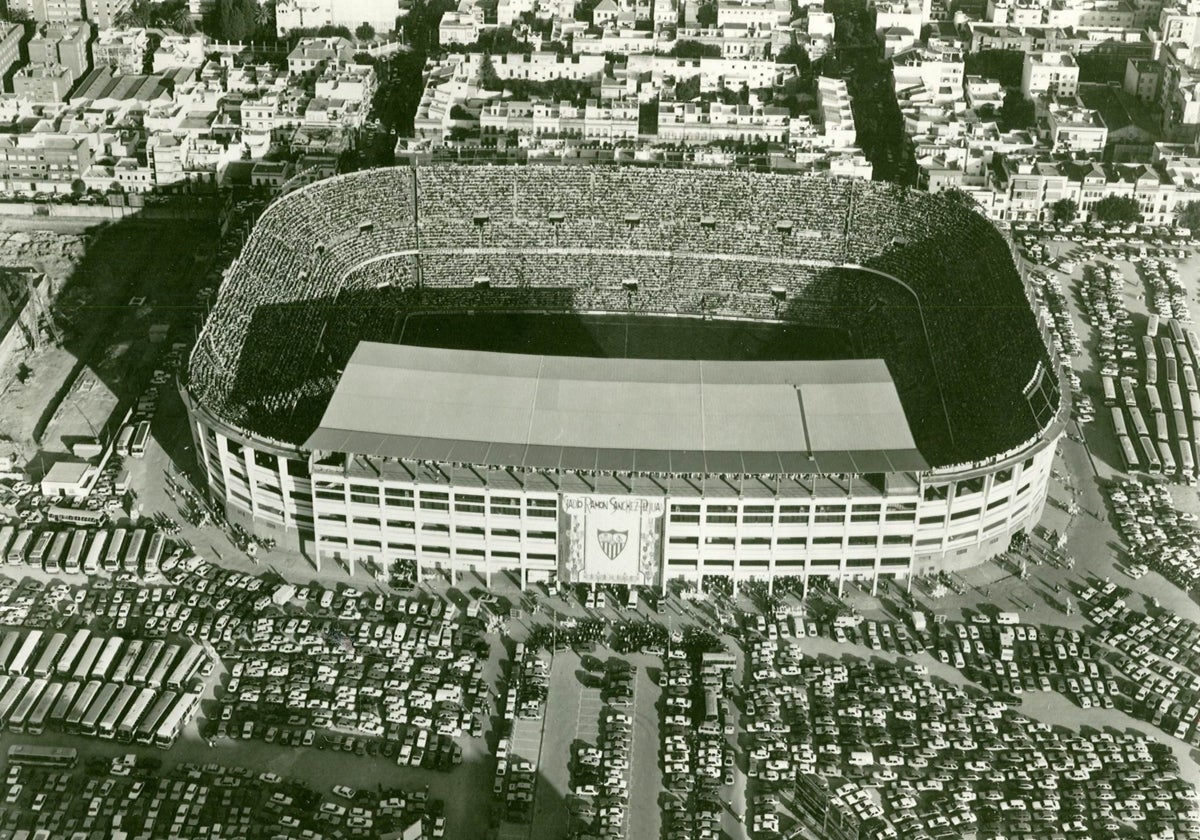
[479, 54, 503, 91]
[1050, 198, 1078, 225]
[775, 43, 811, 74]
[669, 40, 722, 59]
[1092, 195, 1142, 225]
[355, 21, 375, 40]
[998, 89, 1035, 131]
[1176, 200, 1200, 235]
[696, 2, 717, 26]
[207, 0, 258, 41]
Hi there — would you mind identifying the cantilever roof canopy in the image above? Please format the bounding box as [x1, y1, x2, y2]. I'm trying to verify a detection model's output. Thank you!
[305, 343, 928, 474]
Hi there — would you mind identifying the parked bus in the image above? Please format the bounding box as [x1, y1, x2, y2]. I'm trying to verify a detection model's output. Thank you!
[90, 637, 124, 682]
[154, 690, 201, 749]
[43, 530, 69, 574]
[122, 529, 146, 574]
[148, 644, 179, 690]
[31, 633, 66, 679]
[8, 679, 47, 733]
[1118, 435, 1140, 472]
[135, 690, 177, 745]
[1170, 381, 1185, 412]
[26, 681, 61, 736]
[1155, 411, 1169, 442]
[98, 684, 138, 740]
[83, 530, 106, 575]
[63, 529, 87, 575]
[1111, 408, 1128, 438]
[0, 527, 13, 561]
[1176, 409, 1191, 441]
[48, 681, 80, 729]
[1180, 443, 1196, 482]
[1186, 365, 1198, 395]
[7, 631, 42, 677]
[55, 629, 90, 678]
[6, 530, 31, 565]
[0, 633, 18, 673]
[114, 424, 135, 457]
[143, 531, 165, 577]
[1143, 436, 1162, 474]
[116, 687, 156, 743]
[131, 640, 164, 686]
[1159, 439, 1177, 476]
[6, 745, 77, 769]
[0, 677, 30, 726]
[27, 532, 53, 571]
[1131, 408, 1150, 439]
[72, 638, 105, 683]
[1163, 335, 1177, 362]
[1121, 377, 1138, 408]
[103, 528, 126, 573]
[167, 645, 205, 692]
[130, 420, 151, 458]
[47, 506, 106, 527]
[1148, 358, 1159, 387]
[64, 680, 101, 733]
[111, 640, 142, 685]
[1102, 375, 1117, 406]
[1147, 387, 1163, 414]
[1149, 314, 1160, 338]
[80, 682, 119, 736]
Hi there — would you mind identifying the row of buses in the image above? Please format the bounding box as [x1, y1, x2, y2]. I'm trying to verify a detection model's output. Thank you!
[0, 630, 208, 695]
[1106, 317, 1200, 481]
[0, 526, 165, 578]
[0, 675, 201, 748]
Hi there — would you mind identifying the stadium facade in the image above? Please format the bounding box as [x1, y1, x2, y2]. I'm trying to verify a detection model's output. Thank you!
[181, 165, 1067, 593]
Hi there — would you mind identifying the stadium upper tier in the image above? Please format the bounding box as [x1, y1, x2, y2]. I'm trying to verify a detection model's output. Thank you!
[187, 166, 1058, 468]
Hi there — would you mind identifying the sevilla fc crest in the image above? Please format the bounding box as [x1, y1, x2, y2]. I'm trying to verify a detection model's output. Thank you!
[596, 529, 629, 561]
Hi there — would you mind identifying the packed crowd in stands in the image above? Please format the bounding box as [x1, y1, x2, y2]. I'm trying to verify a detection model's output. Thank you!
[186, 166, 1057, 467]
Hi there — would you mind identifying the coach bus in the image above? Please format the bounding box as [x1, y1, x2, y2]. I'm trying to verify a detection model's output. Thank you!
[0, 677, 30, 726]
[1170, 381, 1185, 413]
[1180, 443, 1195, 483]
[55, 629, 90, 678]
[1111, 408, 1128, 438]
[5, 530, 30, 565]
[48, 681, 79, 729]
[7, 631, 42, 677]
[135, 690, 177, 745]
[90, 637, 124, 682]
[1163, 335, 1177, 362]
[1121, 377, 1138, 409]
[83, 530, 106, 575]
[64, 680, 101, 733]
[111, 639, 142, 685]
[114, 424, 135, 457]
[79, 682, 119, 736]
[143, 531, 165, 577]
[148, 644, 179, 690]
[1141, 435, 1161, 474]
[122, 528, 146, 574]
[130, 421, 151, 458]
[1185, 365, 1198, 396]
[1176, 410, 1191, 442]
[1131, 408, 1150, 439]
[26, 681, 61, 736]
[117, 687, 156, 743]
[1118, 435, 1140, 472]
[63, 529, 88, 575]
[1147, 387, 1163, 414]
[99, 684, 138, 740]
[0, 527, 12, 561]
[8, 679, 47, 733]
[1155, 411, 1169, 442]
[131, 640, 164, 686]
[1102, 375, 1117, 406]
[47, 506, 106, 527]
[72, 637, 105, 683]
[1143, 334, 1157, 359]
[7, 745, 77, 769]
[26, 532, 52, 572]
[0, 635, 16, 674]
[31, 632, 66, 679]
[167, 645, 205, 692]
[43, 530, 69, 574]
[154, 689, 201, 749]
[103, 528, 126, 573]
[1159, 439, 1178, 476]
[1149, 314, 1160, 338]
[1147, 358, 1159, 387]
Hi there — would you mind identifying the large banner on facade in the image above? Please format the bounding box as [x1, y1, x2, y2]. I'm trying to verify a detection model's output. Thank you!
[559, 494, 665, 586]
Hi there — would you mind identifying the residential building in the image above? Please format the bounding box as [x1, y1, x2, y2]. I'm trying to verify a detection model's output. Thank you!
[94, 28, 150, 74]
[1021, 51, 1079, 99]
[0, 25, 25, 94]
[13, 63, 75, 103]
[28, 22, 90, 81]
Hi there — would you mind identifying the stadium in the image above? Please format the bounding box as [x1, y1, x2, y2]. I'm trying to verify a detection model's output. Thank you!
[181, 165, 1065, 593]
